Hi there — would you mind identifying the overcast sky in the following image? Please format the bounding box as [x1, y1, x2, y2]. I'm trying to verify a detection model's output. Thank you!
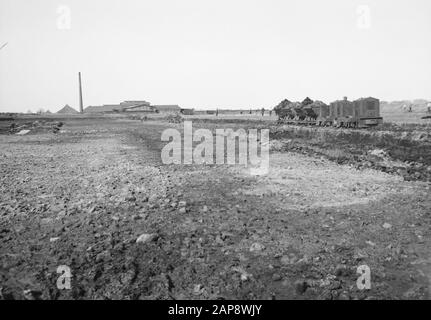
[0, 0, 430, 112]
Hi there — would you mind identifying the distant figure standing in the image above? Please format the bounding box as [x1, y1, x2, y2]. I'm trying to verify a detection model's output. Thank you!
[261, 108, 265, 116]
[216, 109, 219, 116]
[269, 110, 272, 117]
[249, 109, 252, 115]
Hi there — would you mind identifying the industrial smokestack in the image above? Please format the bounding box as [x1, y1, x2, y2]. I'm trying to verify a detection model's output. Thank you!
[78, 72, 84, 113]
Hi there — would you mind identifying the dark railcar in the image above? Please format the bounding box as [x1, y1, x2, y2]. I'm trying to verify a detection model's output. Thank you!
[329, 97, 355, 127]
[353, 97, 383, 127]
[275, 96, 383, 128]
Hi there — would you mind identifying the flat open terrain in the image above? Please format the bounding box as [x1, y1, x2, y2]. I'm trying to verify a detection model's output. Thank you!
[0, 117, 430, 300]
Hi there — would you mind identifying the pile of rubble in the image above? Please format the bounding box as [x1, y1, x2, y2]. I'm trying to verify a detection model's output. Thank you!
[9, 120, 64, 135]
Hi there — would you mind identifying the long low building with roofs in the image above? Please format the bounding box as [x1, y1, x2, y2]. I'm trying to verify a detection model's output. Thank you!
[151, 105, 181, 113]
[84, 101, 181, 114]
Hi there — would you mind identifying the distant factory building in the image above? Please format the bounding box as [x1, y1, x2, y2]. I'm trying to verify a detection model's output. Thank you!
[84, 101, 182, 114]
[152, 105, 181, 113]
[180, 108, 194, 115]
[84, 100, 155, 113]
[120, 100, 151, 108]
[122, 104, 157, 112]
[120, 101, 156, 112]
[84, 104, 122, 113]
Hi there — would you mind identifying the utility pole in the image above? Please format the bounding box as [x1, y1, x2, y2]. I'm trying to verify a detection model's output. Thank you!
[78, 72, 83, 113]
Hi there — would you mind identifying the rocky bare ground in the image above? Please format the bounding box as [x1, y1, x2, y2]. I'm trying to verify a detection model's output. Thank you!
[0, 118, 430, 300]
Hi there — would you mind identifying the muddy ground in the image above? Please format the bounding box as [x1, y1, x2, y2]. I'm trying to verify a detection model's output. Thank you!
[0, 118, 430, 300]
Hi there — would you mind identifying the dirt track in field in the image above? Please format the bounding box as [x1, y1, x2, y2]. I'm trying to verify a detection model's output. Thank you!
[1, 118, 430, 300]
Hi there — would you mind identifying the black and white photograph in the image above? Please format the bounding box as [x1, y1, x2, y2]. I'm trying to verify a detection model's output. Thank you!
[0, 0, 430, 306]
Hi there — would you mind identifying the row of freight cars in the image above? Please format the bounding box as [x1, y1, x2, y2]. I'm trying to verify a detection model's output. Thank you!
[275, 97, 383, 128]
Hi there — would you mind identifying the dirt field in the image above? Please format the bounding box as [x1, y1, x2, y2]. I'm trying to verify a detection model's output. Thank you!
[0, 117, 430, 300]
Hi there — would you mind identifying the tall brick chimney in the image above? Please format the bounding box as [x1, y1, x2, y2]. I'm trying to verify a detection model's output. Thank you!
[78, 72, 84, 113]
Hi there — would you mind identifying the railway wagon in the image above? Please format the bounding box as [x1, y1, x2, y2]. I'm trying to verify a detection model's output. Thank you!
[314, 102, 330, 125]
[274, 96, 383, 128]
[316, 105, 330, 125]
[329, 97, 382, 128]
[329, 97, 355, 127]
[353, 97, 383, 127]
